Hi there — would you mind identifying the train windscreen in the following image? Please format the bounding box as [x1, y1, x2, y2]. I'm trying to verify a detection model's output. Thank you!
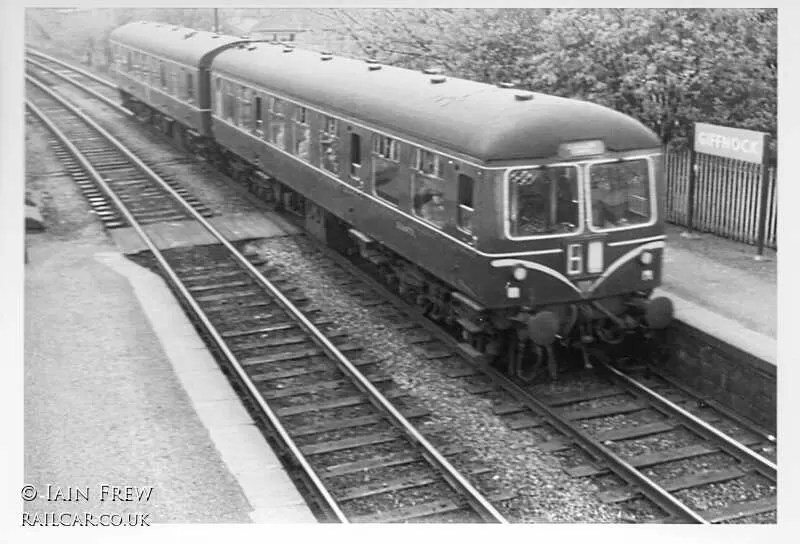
[588, 158, 652, 229]
[508, 166, 580, 237]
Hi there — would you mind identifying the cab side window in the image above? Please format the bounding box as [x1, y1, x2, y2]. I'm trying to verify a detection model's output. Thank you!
[457, 174, 475, 233]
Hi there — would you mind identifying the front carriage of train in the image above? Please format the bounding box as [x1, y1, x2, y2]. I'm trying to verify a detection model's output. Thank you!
[468, 139, 674, 382]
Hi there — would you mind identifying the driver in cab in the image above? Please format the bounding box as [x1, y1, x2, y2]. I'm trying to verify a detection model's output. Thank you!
[592, 178, 628, 228]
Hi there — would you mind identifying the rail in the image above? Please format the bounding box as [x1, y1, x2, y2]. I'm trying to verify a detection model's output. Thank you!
[25, 71, 507, 523]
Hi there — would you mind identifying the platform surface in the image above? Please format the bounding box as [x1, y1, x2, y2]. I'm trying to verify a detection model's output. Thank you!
[656, 224, 777, 366]
[24, 230, 317, 523]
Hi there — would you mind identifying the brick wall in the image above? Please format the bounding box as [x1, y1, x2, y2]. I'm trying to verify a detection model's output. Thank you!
[655, 320, 776, 433]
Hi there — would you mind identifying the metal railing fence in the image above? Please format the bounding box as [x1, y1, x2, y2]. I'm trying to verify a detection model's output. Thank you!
[664, 149, 777, 250]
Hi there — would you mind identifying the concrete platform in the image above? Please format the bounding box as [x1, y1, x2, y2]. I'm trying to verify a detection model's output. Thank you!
[651, 226, 777, 429]
[24, 232, 317, 523]
[657, 224, 776, 365]
[110, 211, 301, 254]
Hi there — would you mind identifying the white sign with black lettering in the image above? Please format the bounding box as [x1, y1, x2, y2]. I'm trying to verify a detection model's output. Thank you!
[694, 122, 767, 164]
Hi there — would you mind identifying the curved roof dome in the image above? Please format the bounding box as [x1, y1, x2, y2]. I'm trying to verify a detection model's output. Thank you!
[212, 44, 661, 163]
[109, 21, 248, 69]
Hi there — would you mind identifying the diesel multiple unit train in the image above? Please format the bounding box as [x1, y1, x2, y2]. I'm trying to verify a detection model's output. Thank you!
[109, 21, 674, 380]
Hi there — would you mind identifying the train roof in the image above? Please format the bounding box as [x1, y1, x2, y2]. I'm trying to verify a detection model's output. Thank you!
[211, 44, 662, 163]
[109, 21, 250, 69]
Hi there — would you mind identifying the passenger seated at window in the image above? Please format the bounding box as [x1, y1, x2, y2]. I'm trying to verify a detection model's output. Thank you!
[322, 139, 339, 174]
[420, 189, 447, 228]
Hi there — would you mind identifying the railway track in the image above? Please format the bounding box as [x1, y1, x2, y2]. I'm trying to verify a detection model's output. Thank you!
[26, 47, 122, 107]
[25, 69, 509, 523]
[26, 53, 778, 524]
[204, 230, 777, 523]
[294, 239, 779, 523]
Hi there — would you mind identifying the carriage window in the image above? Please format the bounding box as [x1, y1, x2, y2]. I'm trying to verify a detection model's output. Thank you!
[413, 175, 448, 229]
[268, 97, 286, 149]
[457, 174, 475, 233]
[159, 62, 166, 89]
[416, 149, 442, 177]
[294, 106, 310, 160]
[373, 135, 403, 206]
[171, 69, 179, 96]
[186, 72, 194, 103]
[324, 116, 337, 135]
[350, 134, 362, 180]
[508, 166, 580, 237]
[223, 81, 237, 122]
[321, 115, 339, 175]
[295, 106, 308, 124]
[214, 77, 222, 115]
[253, 96, 263, 135]
[240, 87, 252, 128]
[589, 159, 652, 230]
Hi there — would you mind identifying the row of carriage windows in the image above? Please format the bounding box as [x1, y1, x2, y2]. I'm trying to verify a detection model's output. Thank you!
[114, 46, 196, 103]
[112, 44, 473, 234]
[112, 46, 478, 233]
[213, 76, 475, 233]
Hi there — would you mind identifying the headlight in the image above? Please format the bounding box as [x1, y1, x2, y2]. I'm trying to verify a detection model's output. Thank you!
[639, 251, 653, 265]
[513, 266, 528, 281]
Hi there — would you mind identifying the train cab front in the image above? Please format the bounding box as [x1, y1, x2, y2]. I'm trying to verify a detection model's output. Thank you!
[478, 140, 674, 381]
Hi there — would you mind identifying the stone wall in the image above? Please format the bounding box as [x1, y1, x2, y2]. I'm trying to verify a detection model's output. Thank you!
[656, 320, 776, 432]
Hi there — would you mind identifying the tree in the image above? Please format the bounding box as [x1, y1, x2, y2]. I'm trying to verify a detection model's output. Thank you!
[323, 8, 776, 149]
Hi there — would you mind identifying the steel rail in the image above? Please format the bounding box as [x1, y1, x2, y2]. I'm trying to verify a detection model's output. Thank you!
[26, 74, 507, 523]
[25, 56, 132, 116]
[305, 239, 711, 524]
[467, 364, 710, 522]
[26, 78, 348, 523]
[600, 362, 777, 482]
[26, 47, 119, 89]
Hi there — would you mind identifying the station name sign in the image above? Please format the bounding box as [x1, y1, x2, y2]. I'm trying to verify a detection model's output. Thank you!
[694, 122, 767, 164]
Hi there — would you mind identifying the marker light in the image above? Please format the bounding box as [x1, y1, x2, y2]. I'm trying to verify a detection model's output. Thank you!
[513, 266, 528, 281]
[639, 251, 653, 265]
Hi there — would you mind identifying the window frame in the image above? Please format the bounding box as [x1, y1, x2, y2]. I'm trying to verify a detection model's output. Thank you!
[585, 155, 657, 233]
[505, 163, 584, 240]
[415, 148, 443, 178]
[457, 173, 475, 234]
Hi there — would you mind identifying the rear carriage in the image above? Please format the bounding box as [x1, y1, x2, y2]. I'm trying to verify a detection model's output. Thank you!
[108, 21, 252, 150]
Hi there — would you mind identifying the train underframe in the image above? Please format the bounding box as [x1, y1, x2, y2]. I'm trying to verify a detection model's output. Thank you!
[129, 96, 673, 382]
